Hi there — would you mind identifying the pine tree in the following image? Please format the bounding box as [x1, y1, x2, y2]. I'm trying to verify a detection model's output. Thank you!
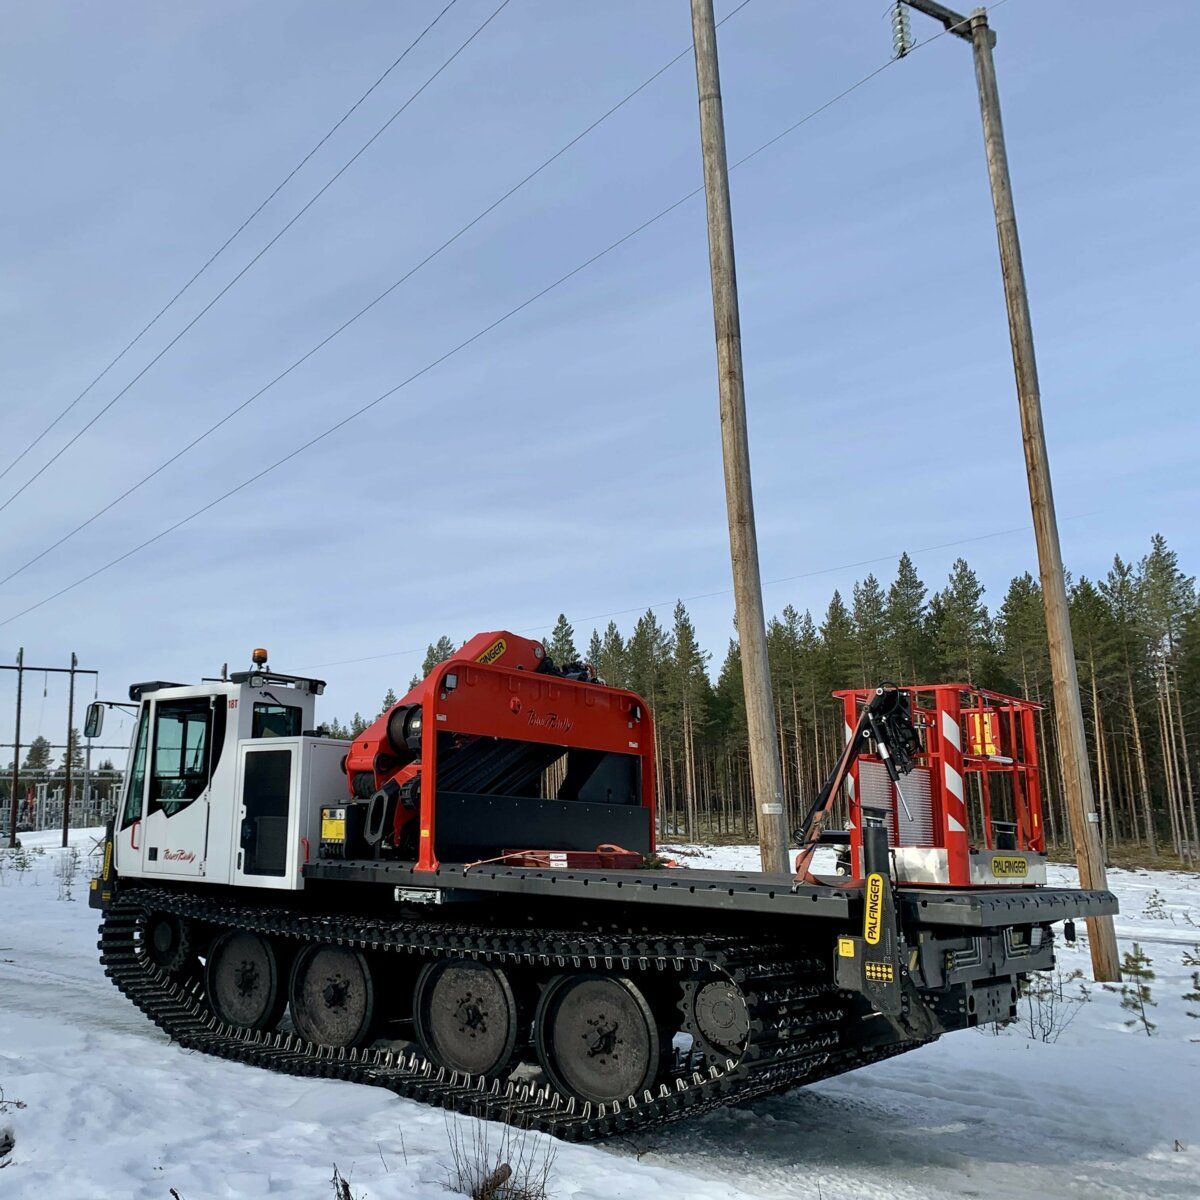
[819, 591, 856, 692]
[421, 636, 457, 678]
[380, 688, 399, 716]
[713, 639, 749, 837]
[626, 609, 673, 830]
[884, 553, 929, 683]
[57, 728, 85, 776]
[795, 608, 826, 788]
[1101, 554, 1158, 856]
[349, 712, 370, 737]
[1140, 534, 1196, 653]
[1184, 965, 1200, 1024]
[586, 629, 603, 674]
[22, 736, 52, 773]
[767, 604, 810, 810]
[930, 558, 992, 684]
[547, 614, 578, 667]
[321, 716, 352, 740]
[1118, 944, 1157, 1035]
[598, 621, 628, 688]
[997, 573, 1048, 698]
[714, 639, 747, 746]
[1139, 534, 1198, 857]
[667, 602, 712, 840]
[851, 574, 888, 688]
[626, 610, 671, 705]
[1070, 576, 1123, 846]
[1181, 605, 1200, 847]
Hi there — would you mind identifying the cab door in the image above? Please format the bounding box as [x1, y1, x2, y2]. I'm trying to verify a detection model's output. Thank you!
[114, 703, 151, 875]
[140, 697, 223, 878]
[231, 740, 299, 888]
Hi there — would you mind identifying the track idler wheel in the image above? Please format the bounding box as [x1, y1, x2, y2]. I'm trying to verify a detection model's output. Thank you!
[205, 930, 287, 1031]
[288, 944, 376, 1048]
[143, 912, 194, 975]
[534, 973, 665, 1106]
[680, 976, 750, 1064]
[413, 959, 525, 1079]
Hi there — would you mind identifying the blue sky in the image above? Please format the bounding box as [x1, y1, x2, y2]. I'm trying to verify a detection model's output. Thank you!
[1, 0, 1197, 740]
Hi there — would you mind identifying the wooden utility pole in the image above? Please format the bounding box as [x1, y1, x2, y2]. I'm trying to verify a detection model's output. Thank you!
[689, 0, 789, 873]
[904, 2, 1120, 979]
[968, 8, 1119, 982]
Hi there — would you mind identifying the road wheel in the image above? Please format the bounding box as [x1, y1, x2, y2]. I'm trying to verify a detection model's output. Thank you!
[289, 944, 376, 1047]
[205, 930, 286, 1031]
[535, 973, 663, 1105]
[413, 959, 523, 1079]
[681, 976, 750, 1064]
[144, 912, 193, 975]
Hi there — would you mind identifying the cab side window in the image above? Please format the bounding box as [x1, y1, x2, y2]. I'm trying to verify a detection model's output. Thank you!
[149, 699, 219, 817]
[120, 707, 150, 829]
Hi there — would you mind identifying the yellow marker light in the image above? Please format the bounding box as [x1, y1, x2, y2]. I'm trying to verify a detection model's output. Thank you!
[252, 647, 269, 666]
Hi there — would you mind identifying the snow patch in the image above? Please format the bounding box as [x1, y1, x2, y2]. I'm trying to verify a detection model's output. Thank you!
[0, 833, 1196, 1199]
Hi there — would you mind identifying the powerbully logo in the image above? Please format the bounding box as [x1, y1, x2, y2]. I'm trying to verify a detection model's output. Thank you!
[526, 710, 573, 733]
[162, 848, 196, 863]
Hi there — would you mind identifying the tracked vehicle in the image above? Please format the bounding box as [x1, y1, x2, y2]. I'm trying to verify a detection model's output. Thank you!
[90, 633, 1116, 1140]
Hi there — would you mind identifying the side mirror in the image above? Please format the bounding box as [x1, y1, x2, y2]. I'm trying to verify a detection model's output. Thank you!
[84, 701, 105, 739]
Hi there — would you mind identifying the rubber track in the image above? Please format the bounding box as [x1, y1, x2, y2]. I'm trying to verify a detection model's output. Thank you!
[99, 887, 921, 1141]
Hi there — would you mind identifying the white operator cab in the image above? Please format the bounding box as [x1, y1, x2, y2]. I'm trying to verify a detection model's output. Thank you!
[104, 657, 349, 891]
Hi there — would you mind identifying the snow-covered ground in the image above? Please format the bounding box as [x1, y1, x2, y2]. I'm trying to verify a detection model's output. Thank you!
[1, 830, 1197, 1199]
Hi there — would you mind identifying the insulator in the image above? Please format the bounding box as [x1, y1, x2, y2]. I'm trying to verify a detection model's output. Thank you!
[891, 2, 914, 58]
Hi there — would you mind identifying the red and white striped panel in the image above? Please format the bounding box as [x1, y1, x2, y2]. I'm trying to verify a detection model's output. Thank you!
[939, 701, 971, 884]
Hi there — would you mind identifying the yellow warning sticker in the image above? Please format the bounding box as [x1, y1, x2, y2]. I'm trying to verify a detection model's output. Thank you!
[837, 936, 856, 959]
[991, 855, 1029, 878]
[476, 637, 507, 665]
[864, 872, 885, 945]
[321, 817, 346, 841]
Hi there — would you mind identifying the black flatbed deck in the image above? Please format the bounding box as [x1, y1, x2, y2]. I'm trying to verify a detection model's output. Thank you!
[304, 858, 1118, 929]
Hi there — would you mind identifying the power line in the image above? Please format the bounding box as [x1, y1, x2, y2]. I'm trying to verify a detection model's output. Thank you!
[0, 0, 511, 519]
[0, 6, 994, 631]
[0, 0, 461, 490]
[0, 0, 754, 592]
[297, 510, 1099, 670]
